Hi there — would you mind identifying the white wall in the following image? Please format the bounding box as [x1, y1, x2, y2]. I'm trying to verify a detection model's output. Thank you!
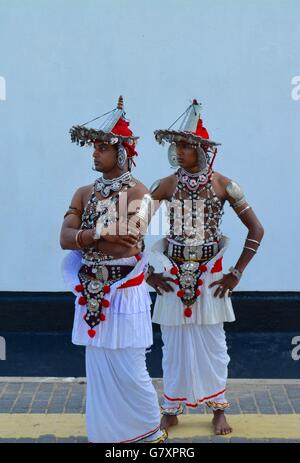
[0, 0, 299, 291]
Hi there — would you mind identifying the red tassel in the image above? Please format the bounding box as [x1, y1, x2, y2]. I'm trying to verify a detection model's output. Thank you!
[170, 266, 178, 275]
[173, 279, 179, 285]
[211, 257, 223, 273]
[75, 284, 84, 293]
[135, 254, 142, 261]
[102, 285, 110, 294]
[199, 264, 207, 273]
[184, 307, 192, 318]
[196, 289, 201, 297]
[197, 279, 204, 286]
[101, 299, 110, 308]
[88, 329, 96, 338]
[177, 290, 185, 298]
[99, 313, 106, 321]
[78, 296, 87, 306]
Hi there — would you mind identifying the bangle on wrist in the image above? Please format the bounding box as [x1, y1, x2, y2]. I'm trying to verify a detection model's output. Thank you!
[246, 238, 261, 246]
[75, 229, 84, 249]
[228, 266, 243, 281]
[93, 227, 102, 240]
[244, 237, 260, 254]
[145, 264, 155, 281]
[244, 246, 257, 253]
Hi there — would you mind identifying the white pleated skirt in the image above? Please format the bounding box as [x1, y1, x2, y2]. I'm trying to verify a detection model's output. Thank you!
[85, 345, 162, 443]
[160, 323, 230, 411]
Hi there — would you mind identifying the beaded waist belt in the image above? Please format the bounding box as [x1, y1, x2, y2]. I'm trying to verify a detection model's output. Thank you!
[76, 263, 135, 338]
[167, 241, 219, 261]
[79, 263, 134, 282]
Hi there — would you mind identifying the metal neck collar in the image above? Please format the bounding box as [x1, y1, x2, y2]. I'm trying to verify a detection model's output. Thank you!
[177, 167, 211, 192]
[95, 171, 133, 198]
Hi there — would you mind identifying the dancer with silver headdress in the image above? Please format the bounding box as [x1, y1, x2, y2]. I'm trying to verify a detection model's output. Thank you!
[146, 99, 264, 435]
[60, 96, 167, 443]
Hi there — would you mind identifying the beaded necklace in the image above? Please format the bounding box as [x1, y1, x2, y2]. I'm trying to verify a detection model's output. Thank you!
[95, 171, 134, 198]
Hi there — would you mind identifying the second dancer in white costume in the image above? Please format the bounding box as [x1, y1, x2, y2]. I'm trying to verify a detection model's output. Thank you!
[147, 99, 264, 435]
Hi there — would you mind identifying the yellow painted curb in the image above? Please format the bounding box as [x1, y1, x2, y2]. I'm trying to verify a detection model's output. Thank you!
[169, 414, 300, 439]
[0, 414, 299, 439]
[0, 414, 86, 439]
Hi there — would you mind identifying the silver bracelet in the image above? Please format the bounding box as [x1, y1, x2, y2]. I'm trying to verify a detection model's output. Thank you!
[136, 194, 154, 223]
[231, 198, 247, 209]
[244, 246, 257, 253]
[238, 206, 251, 217]
[246, 238, 260, 245]
[228, 266, 243, 281]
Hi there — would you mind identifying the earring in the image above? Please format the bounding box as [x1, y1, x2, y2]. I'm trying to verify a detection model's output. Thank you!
[196, 146, 208, 171]
[117, 144, 127, 169]
[168, 143, 178, 168]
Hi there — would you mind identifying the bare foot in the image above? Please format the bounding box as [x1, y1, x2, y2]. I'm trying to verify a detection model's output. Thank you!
[212, 410, 232, 435]
[160, 414, 178, 431]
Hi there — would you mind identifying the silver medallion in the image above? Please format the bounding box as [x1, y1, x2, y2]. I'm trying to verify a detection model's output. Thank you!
[88, 299, 100, 312]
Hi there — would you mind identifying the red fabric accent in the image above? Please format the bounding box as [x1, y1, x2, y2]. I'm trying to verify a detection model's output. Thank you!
[117, 271, 144, 289]
[78, 296, 87, 306]
[177, 290, 185, 298]
[184, 307, 192, 318]
[135, 254, 142, 261]
[111, 118, 138, 159]
[111, 118, 133, 137]
[164, 393, 187, 402]
[192, 118, 209, 140]
[211, 257, 223, 273]
[186, 389, 226, 407]
[123, 141, 137, 159]
[74, 284, 83, 293]
[88, 329, 96, 338]
[164, 388, 226, 406]
[121, 425, 161, 444]
[185, 402, 198, 408]
[208, 148, 217, 170]
[102, 285, 110, 294]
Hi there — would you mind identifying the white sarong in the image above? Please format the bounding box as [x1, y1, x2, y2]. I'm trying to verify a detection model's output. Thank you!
[86, 345, 162, 443]
[61, 250, 162, 442]
[160, 323, 230, 412]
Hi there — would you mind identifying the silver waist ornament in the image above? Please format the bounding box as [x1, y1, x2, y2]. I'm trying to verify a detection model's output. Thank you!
[95, 171, 134, 198]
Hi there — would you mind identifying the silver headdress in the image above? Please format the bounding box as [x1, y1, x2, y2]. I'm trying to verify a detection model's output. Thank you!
[154, 99, 221, 169]
[70, 95, 139, 147]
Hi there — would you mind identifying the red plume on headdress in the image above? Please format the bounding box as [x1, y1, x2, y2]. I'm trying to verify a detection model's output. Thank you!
[112, 118, 133, 137]
[111, 117, 138, 162]
[193, 118, 210, 153]
[193, 118, 209, 139]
